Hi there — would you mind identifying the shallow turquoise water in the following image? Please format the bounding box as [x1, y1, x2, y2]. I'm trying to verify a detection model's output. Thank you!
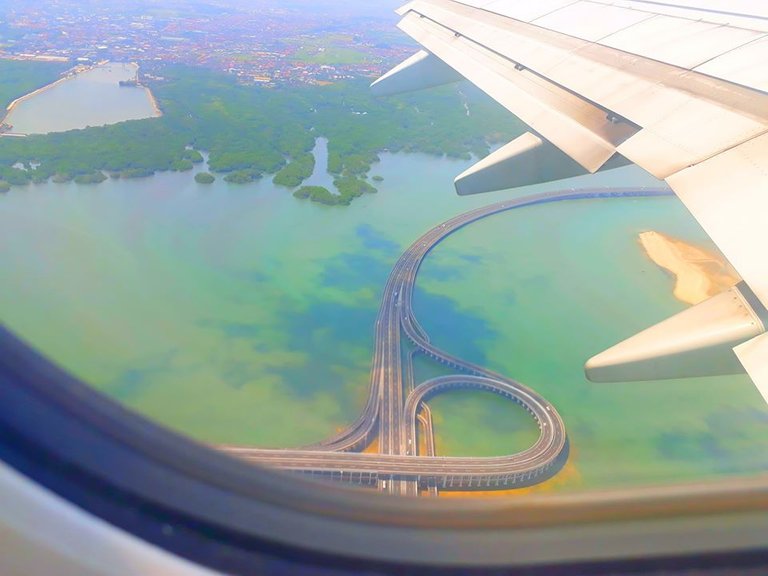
[416, 194, 768, 488]
[1, 153, 766, 490]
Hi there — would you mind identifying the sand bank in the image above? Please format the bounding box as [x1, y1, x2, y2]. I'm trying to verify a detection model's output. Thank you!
[145, 86, 163, 117]
[638, 230, 740, 305]
[130, 61, 163, 117]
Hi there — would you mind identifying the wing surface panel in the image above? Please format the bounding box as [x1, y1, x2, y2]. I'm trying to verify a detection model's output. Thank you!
[398, 10, 630, 171]
[589, 0, 768, 32]
[696, 36, 768, 94]
[666, 131, 768, 307]
[532, 2, 656, 41]
[469, 0, 580, 22]
[404, 0, 768, 180]
[455, 0, 768, 91]
[599, 15, 765, 70]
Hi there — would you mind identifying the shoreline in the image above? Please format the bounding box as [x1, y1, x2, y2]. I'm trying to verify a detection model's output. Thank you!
[1, 60, 162, 134]
[1, 74, 72, 129]
[127, 60, 163, 117]
[144, 81, 163, 117]
[638, 230, 740, 306]
[1, 61, 103, 125]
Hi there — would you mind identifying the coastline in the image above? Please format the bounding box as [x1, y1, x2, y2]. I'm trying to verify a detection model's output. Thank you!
[1, 60, 162, 134]
[0, 61, 100, 128]
[144, 82, 163, 117]
[127, 61, 163, 117]
[638, 230, 740, 305]
[1, 75, 71, 131]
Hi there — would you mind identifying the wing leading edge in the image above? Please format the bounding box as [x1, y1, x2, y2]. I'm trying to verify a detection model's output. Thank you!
[374, 0, 768, 398]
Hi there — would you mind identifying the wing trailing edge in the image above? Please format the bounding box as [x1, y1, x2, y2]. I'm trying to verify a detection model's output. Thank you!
[371, 50, 463, 96]
[585, 283, 767, 383]
[454, 132, 630, 195]
[394, 8, 638, 172]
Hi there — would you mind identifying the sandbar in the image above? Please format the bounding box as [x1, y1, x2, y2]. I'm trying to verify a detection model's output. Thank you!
[638, 230, 740, 305]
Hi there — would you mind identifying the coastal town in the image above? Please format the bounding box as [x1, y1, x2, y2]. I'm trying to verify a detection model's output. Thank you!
[0, 0, 415, 86]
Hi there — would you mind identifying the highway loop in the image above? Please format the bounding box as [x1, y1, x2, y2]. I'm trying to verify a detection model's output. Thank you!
[223, 188, 671, 493]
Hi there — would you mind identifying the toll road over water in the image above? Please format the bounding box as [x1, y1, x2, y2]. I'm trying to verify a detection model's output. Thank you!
[223, 187, 671, 496]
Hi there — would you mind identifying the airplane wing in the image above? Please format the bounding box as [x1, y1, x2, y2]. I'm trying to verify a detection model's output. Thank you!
[372, 0, 768, 398]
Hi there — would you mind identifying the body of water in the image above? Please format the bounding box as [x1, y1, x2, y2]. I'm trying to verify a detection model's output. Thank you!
[1, 149, 766, 492]
[3, 62, 159, 134]
[302, 136, 336, 191]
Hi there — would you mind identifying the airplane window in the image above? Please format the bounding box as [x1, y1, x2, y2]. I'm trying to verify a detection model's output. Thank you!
[1, 1, 767, 574]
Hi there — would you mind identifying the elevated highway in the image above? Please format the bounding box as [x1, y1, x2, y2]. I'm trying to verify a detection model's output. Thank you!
[222, 187, 672, 494]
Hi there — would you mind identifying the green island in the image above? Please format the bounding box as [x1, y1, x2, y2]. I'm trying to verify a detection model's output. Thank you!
[0, 62, 524, 204]
[73, 170, 107, 184]
[273, 152, 314, 188]
[224, 169, 261, 184]
[292, 176, 377, 205]
[194, 172, 215, 184]
[293, 185, 326, 200]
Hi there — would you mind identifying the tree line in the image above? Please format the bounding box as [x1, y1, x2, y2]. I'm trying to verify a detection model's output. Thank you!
[0, 63, 524, 204]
